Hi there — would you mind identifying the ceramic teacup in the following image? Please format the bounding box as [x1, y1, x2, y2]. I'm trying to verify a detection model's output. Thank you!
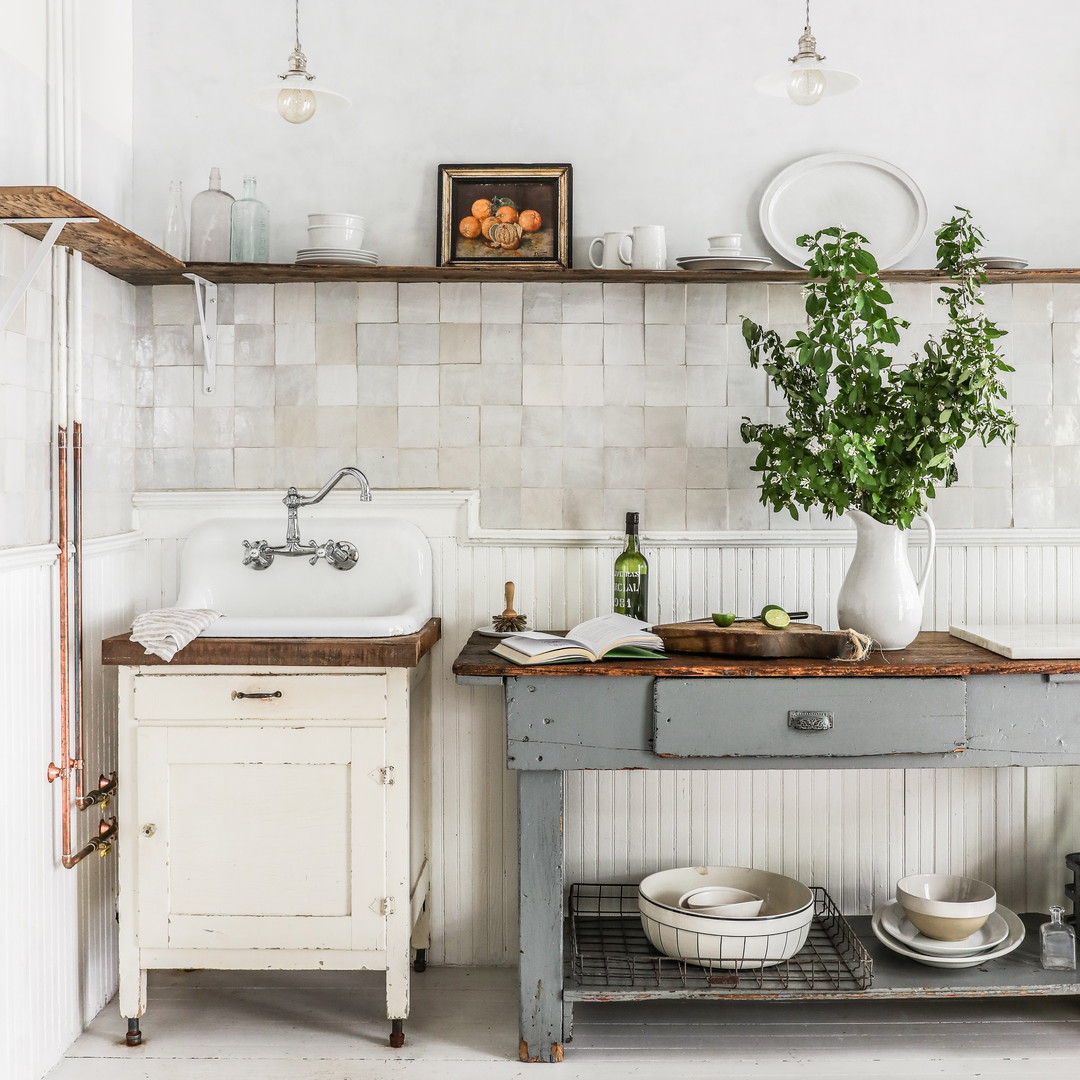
[707, 233, 742, 254]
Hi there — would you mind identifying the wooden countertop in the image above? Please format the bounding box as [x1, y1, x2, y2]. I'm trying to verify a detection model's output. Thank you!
[452, 629, 1080, 679]
[102, 617, 441, 668]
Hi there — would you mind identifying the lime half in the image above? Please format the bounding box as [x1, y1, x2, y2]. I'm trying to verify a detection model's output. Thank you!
[760, 605, 791, 630]
[711, 612, 736, 627]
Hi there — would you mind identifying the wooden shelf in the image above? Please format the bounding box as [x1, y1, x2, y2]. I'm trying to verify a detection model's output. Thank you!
[0, 186, 185, 283]
[127, 262, 1080, 288]
[4, 188, 1079, 287]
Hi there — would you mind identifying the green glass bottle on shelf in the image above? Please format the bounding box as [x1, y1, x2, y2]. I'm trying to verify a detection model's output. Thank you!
[613, 511, 649, 621]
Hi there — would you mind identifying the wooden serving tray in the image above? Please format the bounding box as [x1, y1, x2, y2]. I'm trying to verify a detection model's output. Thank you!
[652, 620, 859, 660]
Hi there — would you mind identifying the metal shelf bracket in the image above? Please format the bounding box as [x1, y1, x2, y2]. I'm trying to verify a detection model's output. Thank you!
[183, 272, 218, 394]
[0, 216, 98, 331]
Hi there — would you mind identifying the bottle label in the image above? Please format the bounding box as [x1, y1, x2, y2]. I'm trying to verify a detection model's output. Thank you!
[614, 570, 647, 616]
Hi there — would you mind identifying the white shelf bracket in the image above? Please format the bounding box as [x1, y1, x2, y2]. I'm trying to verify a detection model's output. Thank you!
[183, 272, 218, 394]
[0, 216, 98, 331]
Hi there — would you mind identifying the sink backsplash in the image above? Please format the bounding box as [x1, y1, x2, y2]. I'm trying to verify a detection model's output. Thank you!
[135, 279, 1068, 532]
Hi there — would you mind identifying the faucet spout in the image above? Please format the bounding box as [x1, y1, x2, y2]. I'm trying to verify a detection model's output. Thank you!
[288, 466, 372, 509]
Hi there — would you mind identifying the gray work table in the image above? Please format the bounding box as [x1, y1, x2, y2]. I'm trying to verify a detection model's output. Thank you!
[452, 631, 1080, 1063]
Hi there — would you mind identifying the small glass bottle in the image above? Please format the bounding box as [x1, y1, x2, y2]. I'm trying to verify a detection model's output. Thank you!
[189, 167, 235, 262]
[162, 179, 188, 260]
[1040, 905, 1076, 970]
[230, 175, 270, 263]
[613, 511, 649, 621]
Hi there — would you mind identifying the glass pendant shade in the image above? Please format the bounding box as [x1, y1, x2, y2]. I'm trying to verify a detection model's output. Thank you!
[755, 4, 860, 105]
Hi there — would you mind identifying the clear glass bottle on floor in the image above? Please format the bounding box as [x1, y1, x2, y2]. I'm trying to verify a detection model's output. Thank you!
[162, 179, 188, 260]
[190, 167, 234, 262]
[613, 511, 649, 621]
[230, 175, 270, 263]
[1040, 905, 1076, 970]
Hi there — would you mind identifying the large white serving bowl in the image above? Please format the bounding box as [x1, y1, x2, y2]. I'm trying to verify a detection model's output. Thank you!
[638, 866, 815, 969]
[896, 874, 997, 941]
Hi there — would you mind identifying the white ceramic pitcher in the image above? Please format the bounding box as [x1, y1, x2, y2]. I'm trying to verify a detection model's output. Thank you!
[835, 509, 936, 651]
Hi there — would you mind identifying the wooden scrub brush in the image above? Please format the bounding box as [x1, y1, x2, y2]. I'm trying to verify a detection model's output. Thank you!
[493, 581, 528, 633]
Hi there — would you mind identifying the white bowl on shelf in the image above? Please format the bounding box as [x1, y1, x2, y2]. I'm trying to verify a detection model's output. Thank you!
[638, 866, 814, 969]
[677, 885, 764, 917]
[308, 212, 366, 227]
[896, 873, 997, 941]
[307, 224, 366, 250]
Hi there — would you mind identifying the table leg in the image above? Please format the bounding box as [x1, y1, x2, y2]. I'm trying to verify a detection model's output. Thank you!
[517, 769, 565, 1063]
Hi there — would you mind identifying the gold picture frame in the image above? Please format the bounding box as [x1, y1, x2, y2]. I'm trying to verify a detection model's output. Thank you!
[437, 163, 572, 268]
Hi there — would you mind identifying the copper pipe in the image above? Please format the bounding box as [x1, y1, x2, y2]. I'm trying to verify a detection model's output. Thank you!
[77, 772, 116, 811]
[72, 419, 84, 808]
[62, 816, 117, 870]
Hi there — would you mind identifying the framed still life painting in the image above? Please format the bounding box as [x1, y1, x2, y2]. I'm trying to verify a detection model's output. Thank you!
[437, 163, 572, 268]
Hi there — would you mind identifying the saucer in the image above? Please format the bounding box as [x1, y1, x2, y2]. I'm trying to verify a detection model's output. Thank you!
[871, 903, 1024, 968]
[879, 900, 1009, 957]
[475, 625, 522, 638]
[981, 256, 1028, 270]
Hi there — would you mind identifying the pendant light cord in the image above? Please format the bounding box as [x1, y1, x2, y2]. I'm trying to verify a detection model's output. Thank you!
[804, 0, 812, 31]
[294, 0, 302, 51]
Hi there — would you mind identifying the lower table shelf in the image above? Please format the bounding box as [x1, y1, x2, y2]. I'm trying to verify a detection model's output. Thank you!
[565, 883, 1080, 1006]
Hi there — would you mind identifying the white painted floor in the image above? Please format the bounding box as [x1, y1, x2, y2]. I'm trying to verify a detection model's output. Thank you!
[50, 966, 1080, 1079]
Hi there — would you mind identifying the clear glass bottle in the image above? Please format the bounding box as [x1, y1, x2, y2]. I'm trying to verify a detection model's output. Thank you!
[613, 511, 649, 621]
[229, 175, 270, 263]
[1040, 905, 1076, 970]
[162, 179, 188, 260]
[189, 167, 234, 262]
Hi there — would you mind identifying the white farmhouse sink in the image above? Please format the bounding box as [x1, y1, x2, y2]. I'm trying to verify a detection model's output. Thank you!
[173, 515, 433, 638]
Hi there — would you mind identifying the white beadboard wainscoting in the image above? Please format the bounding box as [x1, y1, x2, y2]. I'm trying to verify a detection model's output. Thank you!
[0, 535, 139, 1080]
[134, 491, 1080, 966]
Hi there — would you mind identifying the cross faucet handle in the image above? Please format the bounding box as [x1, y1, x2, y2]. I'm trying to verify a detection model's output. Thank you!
[242, 539, 274, 570]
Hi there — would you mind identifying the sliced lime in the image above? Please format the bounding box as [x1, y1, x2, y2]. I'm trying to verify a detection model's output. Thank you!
[761, 606, 791, 630]
[711, 612, 736, 627]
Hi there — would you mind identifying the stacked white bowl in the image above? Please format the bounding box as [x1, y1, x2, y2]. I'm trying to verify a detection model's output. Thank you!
[296, 213, 378, 265]
[638, 865, 815, 970]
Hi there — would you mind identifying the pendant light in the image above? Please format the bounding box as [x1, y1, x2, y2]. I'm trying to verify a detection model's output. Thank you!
[251, 0, 350, 124]
[755, 0, 860, 106]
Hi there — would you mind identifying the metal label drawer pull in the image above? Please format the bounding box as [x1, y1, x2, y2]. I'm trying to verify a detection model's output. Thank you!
[231, 690, 284, 700]
[788, 710, 833, 732]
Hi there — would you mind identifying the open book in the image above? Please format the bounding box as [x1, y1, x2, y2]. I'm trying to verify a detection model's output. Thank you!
[490, 613, 665, 666]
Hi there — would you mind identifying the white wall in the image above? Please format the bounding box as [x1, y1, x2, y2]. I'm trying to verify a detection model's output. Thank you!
[132, 0, 1080, 266]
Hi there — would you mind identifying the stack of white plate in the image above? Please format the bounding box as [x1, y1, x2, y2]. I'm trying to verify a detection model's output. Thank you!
[295, 248, 379, 265]
[870, 898, 1025, 968]
[296, 212, 378, 265]
[676, 254, 772, 271]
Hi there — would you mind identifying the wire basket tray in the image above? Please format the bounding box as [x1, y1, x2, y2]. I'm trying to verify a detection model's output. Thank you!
[568, 883, 872, 994]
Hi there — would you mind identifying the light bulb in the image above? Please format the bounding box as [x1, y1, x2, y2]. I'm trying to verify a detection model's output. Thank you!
[788, 64, 826, 106]
[277, 84, 318, 124]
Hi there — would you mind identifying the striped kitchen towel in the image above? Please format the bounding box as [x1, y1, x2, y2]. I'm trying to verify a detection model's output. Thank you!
[131, 608, 223, 661]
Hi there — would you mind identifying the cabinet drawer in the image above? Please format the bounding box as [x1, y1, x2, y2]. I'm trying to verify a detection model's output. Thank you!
[654, 677, 967, 758]
[132, 673, 386, 722]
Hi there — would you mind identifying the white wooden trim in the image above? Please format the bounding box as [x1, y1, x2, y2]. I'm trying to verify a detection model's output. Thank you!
[0, 543, 59, 570]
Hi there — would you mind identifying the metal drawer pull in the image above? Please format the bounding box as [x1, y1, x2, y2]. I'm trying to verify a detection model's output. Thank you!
[231, 690, 283, 700]
[788, 710, 833, 732]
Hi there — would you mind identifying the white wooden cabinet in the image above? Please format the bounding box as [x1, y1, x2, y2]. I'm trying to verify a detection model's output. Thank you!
[115, 662, 432, 1047]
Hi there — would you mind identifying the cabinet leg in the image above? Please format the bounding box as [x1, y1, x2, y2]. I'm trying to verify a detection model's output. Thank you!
[389, 1018, 405, 1048]
[125, 1017, 142, 1046]
[413, 947, 427, 973]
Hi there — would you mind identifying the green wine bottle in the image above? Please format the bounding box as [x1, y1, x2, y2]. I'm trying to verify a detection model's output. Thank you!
[613, 511, 649, 621]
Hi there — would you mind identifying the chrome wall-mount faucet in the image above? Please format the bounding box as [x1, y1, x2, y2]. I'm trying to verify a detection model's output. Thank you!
[242, 466, 372, 571]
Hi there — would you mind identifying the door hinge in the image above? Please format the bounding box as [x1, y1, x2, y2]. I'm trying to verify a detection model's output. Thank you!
[379, 765, 395, 785]
[380, 896, 396, 916]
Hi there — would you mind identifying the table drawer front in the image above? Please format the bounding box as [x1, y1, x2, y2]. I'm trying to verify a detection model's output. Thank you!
[654, 678, 967, 758]
[132, 673, 387, 722]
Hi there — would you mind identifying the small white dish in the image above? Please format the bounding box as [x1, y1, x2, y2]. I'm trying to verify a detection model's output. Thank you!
[475, 625, 520, 638]
[879, 900, 1009, 956]
[678, 885, 764, 918]
[981, 256, 1029, 270]
[871, 903, 1025, 968]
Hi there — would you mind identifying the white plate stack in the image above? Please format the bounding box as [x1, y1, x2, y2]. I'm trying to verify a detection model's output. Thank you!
[870, 900, 1025, 969]
[296, 212, 379, 265]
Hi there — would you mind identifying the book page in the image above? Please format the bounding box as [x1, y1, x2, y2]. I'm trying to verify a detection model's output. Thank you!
[496, 632, 588, 658]
[563, 613, 659, 656]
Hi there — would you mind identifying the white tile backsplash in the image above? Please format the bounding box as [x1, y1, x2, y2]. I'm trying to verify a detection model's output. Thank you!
[119, 276, 1078, 531]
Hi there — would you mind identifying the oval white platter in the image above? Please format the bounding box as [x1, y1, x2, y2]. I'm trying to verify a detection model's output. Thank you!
[759, 153, 927, 269]
[879, 900, 1009, 957]
[871, 903, 1025, 968]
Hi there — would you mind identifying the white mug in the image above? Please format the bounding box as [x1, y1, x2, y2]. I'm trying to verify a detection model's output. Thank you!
[620, 225, 667, 270]
[589, 231, 632, 270]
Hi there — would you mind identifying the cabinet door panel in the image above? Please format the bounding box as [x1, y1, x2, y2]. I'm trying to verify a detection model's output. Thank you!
[135, 725, 387, 952]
